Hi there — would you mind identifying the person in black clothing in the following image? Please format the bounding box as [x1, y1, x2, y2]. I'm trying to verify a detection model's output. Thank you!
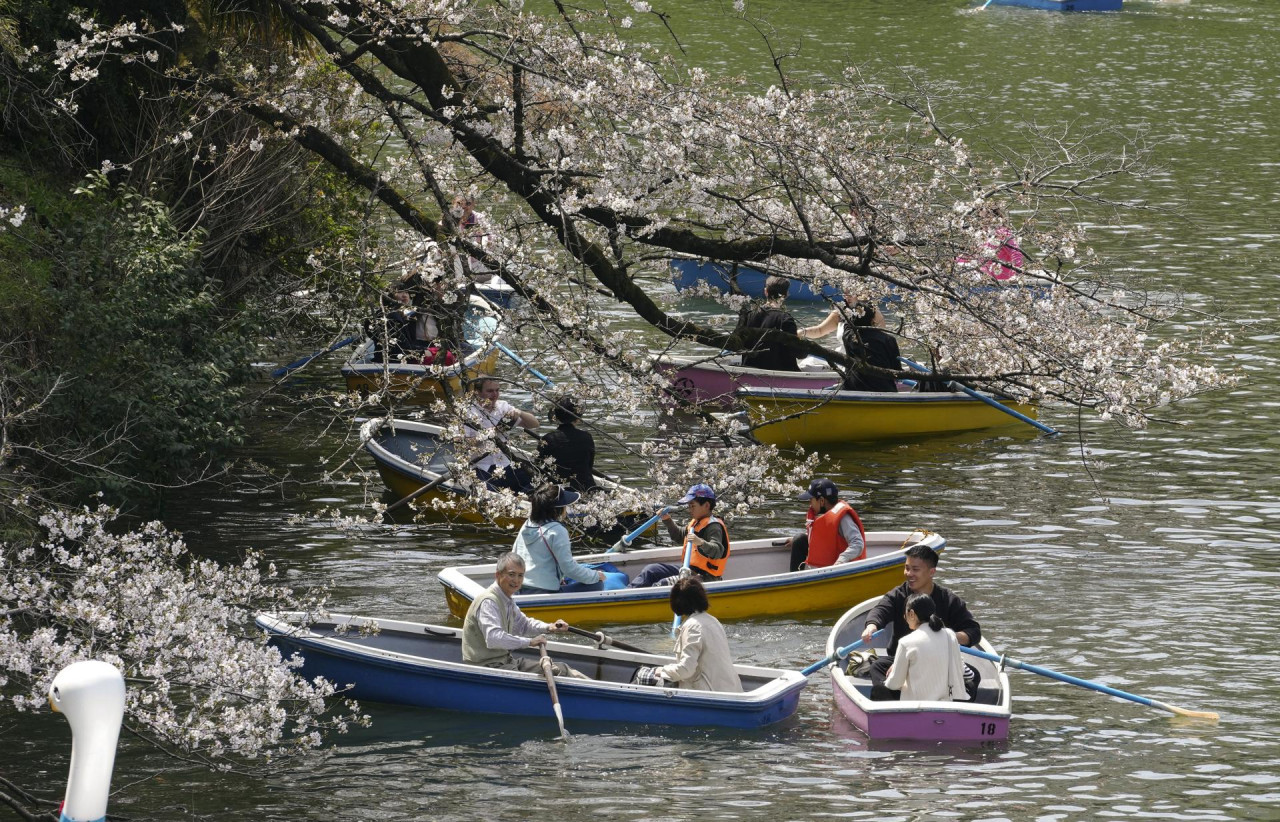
[841, 301, 900, 392]
[735, 276, 800, 372]
[537, 397, 599, 493]
[859, 544, 982, 701]
[365, 290, 425, 363]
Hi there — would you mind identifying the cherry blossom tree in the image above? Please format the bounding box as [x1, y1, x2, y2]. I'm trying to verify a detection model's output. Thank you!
[16, 0, 1235, 523]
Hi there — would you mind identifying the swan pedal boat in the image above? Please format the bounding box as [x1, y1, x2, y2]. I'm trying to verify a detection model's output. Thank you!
[827, 596, 1012, 742]
[364, 417, 641, 532]
[341, 301, 501, 403]
[439, 530, 946, 625]
[739, 386, 1039, 446]
[654, 352, 841, 408]
[256, 612, 807, 729]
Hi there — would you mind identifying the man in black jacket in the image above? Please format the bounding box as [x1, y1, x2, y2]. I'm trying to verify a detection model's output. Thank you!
[736, 275, 800, 371]
[859, 544, 982, 701]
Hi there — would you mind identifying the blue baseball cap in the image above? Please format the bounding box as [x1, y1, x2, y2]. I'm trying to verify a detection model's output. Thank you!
[677, 483, 717, 504]
[553, 487, 581, 507]
[798, 478, 839, 502]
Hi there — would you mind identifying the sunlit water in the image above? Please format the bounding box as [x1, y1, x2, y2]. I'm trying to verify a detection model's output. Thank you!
[9, 1, 1280, 820]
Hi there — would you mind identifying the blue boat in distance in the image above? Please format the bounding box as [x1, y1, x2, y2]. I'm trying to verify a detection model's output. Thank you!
[983, 0, 1121, 10]
[670, 258, 842, 303]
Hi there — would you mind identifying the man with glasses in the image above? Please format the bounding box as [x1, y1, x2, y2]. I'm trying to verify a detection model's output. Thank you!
[461, 552, 587, 678]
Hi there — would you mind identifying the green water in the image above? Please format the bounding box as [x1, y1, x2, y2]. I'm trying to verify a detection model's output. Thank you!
[8, 1, 1280, 820]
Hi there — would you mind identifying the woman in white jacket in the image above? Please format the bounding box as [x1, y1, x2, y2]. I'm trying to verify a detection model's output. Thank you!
[653, 578, 743, 692]
[883, 593, 970, 702]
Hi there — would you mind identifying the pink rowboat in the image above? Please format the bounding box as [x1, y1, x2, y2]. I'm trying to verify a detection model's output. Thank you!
[827, 597, 1012, 742]
[653, 353, 841, 408]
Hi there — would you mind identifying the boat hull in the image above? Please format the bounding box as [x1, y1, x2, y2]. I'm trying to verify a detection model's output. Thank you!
[257, 614, 807, 729]
[670, 258, 840, 303]
[741, 387, 1038, 446]
[986, 0, 1120, 10]
[654, 354, 840, 408]
[826, 597, 1012, 742]
[439, 532, 946, 625]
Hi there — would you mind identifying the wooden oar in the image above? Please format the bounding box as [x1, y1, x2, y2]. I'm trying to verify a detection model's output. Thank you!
[538, 645, 570, 739]
[271, 335, 358, 378]
[383, 469, 454, 515]
[961, 646, 1219, 720]
[800, 629, 885, 676]
[607, 506, 673, 553]
[495, 341, 555, 387]
[898, 356, 1059, 436]
[566, 625, 651, 655]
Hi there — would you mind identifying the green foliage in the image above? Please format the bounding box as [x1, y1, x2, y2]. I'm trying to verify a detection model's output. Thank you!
[4, 172, 261, 502]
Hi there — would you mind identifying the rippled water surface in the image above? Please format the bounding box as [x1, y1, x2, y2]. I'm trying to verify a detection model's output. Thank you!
[13, 1, 1280, 820]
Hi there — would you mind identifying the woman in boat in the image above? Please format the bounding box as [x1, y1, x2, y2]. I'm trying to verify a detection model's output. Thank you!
[512, 484, 608, 594]
[797, 298, 900, 392]
[879, 593, 969, 702]
[537, 397, 599, 493]
[651, 578, 743, 692]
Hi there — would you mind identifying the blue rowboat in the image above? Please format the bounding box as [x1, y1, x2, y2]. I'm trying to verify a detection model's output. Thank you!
[255, 612, 808, 729]
[670, 258, 842, 303]
[983, 0, 1120, 10]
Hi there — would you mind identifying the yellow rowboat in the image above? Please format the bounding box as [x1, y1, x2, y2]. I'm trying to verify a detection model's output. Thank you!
[438, 531, 945, 625]
[738, 386, 1039, 447]
[341, 302, 502, 404]
[364, 418, 643, 534]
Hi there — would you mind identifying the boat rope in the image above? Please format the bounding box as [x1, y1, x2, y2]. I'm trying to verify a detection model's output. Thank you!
[898, 529, 938, 551]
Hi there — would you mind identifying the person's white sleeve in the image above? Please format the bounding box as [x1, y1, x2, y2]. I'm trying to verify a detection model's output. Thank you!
[883, 644, 913, 692]
[654, 621, 704, 684]
[478, 598, 532, 650]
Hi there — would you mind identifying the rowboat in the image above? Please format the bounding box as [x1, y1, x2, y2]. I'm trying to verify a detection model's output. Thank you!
[341, 304, 501, 403]
[364, 417, 640, 533]
[256, 612, 808, 729]
[439, 530, 946, 625]
[739, 386, 1039, 446]
[983, 0, 1120, 10]
[653, 352, 841, 408]
[827, 597, 1012, 741]
[670, 258, 840, 303]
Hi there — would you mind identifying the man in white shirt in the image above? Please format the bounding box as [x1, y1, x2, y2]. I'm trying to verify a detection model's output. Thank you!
[465, 376, 538, 492]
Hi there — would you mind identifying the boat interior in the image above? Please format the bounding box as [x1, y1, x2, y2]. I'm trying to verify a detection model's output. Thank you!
[832, 610, 1005, 706]
[293, 620, 779, 692]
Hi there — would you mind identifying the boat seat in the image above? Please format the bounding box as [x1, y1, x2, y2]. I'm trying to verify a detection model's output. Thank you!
[972, 681, 1002, 705]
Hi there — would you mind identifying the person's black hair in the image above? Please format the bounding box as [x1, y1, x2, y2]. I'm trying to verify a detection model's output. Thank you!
[763, 275, 791, 301]
[550, 397, 581, 425]
[528, 484, 563, 525]
[906, 592, 944, 632]
[669, 576, 710, 617]
[904, 544, 939, 568]
[470, 375, 500, 392]
[851, 301, 878, 327]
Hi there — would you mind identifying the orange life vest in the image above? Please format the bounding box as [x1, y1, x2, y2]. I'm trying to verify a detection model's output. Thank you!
[685, 515, 731, 578]
[804, 501, 866, 567]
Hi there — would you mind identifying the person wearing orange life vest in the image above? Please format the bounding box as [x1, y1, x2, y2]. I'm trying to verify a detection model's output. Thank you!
[786, 478, 866, 572]
[627, 483, 730, 588]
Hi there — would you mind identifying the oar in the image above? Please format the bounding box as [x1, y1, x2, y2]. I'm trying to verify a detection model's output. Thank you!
[898, 356, 1059, 436]
[607, 506, 673, 554]
[538, 645, 571, 739]
[383, 468, 454, 515]
[566, 625, 651, 655]
[670, 534, 698, 637]
[271, 335, 358, 378]
[960, 646, 1219, 720]
[800, 629, 885, 676]
[495, 341, 555, 387]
